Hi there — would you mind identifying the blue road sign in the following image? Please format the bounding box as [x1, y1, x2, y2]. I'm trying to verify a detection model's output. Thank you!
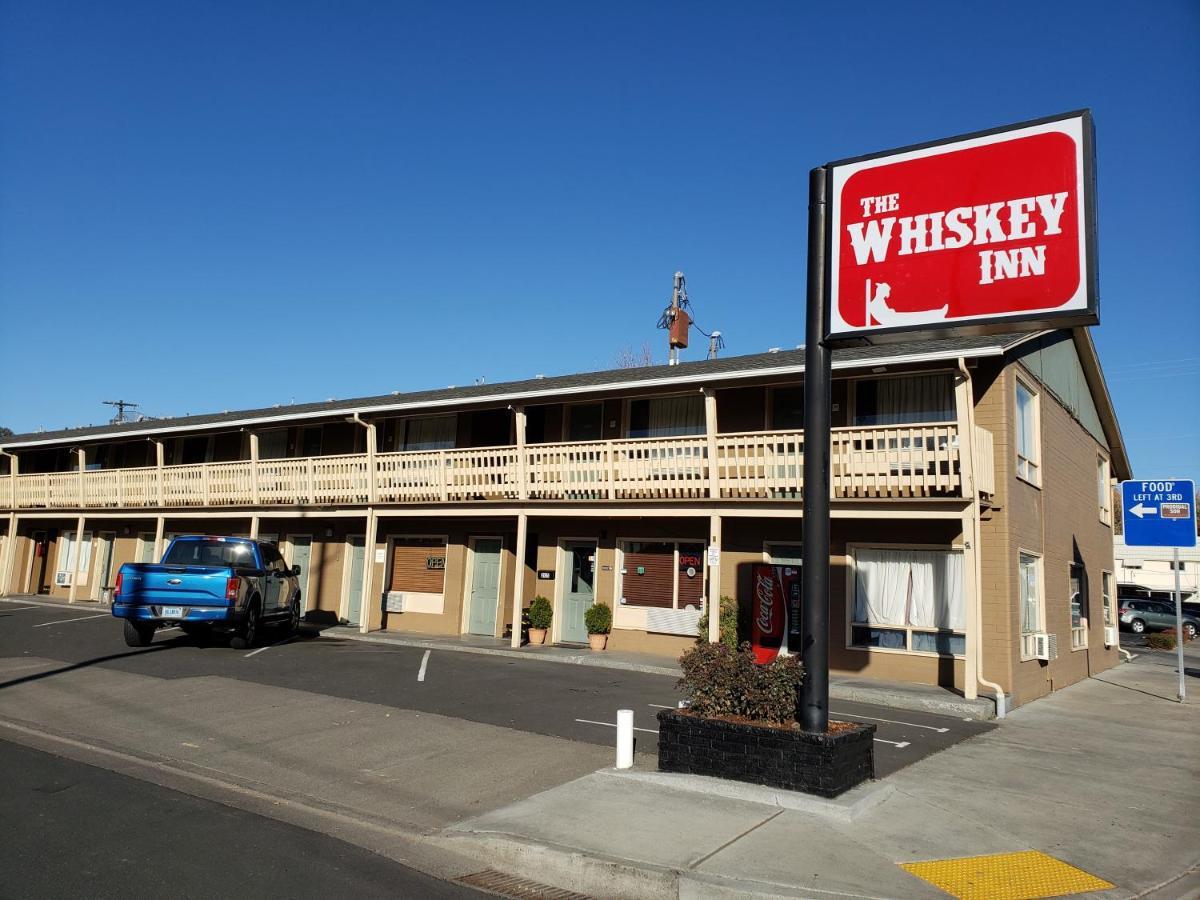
[1121, 479, 1197, 548]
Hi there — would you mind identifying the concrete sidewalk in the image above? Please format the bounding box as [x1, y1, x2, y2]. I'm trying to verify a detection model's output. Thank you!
[440, 657, 1200, 899]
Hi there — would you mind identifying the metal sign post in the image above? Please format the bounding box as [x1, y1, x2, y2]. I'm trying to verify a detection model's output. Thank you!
[1119, 479, 1196, 702]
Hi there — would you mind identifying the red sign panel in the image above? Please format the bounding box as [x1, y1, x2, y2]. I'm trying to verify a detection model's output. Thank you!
[827, 111, 1096, 341]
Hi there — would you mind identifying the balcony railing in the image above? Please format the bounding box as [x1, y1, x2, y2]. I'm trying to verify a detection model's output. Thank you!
[0, 423, 994, 511]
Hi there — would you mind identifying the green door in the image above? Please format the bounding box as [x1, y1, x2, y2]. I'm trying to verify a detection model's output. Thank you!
[345, 536, 366, 626]
[468, 538, 502, 636]
[289, 536, 312, 614]
[560, 542, 595, 644]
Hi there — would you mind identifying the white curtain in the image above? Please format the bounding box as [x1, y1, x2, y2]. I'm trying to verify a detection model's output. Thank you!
[855, 548, 963, 630]
[873, 375, 955, 425]
[1020, 554, 1040, 633]
[648, 396, 704, 437]
[404, 415, 456, 451]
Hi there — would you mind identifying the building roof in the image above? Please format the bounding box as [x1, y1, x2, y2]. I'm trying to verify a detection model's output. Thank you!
[2, 332, 1039, 449]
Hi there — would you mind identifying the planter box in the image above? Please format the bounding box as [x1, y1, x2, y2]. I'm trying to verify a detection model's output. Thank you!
[657, 709, 876, 798]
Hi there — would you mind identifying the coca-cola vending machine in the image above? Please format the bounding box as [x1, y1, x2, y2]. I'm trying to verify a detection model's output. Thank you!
[750, 563, 803, 663]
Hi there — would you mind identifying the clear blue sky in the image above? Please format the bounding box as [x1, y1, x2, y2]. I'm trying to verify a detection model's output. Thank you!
[1, 1, 1197, 482]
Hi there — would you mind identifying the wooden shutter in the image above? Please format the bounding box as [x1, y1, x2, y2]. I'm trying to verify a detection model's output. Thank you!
[390, 539, 447, 593]
[621, 542, 674, 608]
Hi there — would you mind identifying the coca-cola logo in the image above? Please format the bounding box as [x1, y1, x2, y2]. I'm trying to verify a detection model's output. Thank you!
[755, 573, 776, 633]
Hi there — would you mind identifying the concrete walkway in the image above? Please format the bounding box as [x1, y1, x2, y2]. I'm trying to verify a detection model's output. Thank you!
[440, 656, 1200, 899]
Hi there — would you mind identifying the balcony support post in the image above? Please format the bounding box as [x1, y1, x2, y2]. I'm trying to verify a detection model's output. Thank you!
[359, 507, 377, 635]
[68, 514, 85, 604]
[510, 513, 528, 648]
[703, 388, 720, 499]
[249, 432, 260, 505]
[513, 406, 528, 501]
[76, 447, 87, 509]
[153, 516, 165, 561]
[347, 415, 377, 503]
[249, 515, 260, 541]
[153, 440, 165, 507]
[2, 513, 17, 595]
[2, 449, 17, 512]
[707, 513, 722, 643]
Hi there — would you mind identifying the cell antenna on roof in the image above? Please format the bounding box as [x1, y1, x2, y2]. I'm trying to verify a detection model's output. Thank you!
[103, 400, 140, 424]
[657, 272, 691, 366]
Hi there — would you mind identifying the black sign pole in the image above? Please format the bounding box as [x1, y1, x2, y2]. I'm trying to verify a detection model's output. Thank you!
[800, 166, 830, 734]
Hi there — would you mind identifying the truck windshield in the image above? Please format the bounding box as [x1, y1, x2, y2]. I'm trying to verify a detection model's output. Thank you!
[162, 541, 257, 568]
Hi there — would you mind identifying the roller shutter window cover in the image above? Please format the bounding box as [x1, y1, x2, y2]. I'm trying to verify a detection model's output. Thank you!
[390, 537, 447, 593]
[622, 542, 675, 608]
[677, 542, 705, 609]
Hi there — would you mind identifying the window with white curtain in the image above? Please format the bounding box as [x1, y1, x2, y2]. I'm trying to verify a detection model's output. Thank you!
[853, 374, 955, 426]
[1015, 379, 1040, 484]
[1019, 551, 1043, 658]
[850, 547, 965, 655]
[56, 531, 93, 584]
[627, 395, 705, 438]
[402, 415, 456, 451]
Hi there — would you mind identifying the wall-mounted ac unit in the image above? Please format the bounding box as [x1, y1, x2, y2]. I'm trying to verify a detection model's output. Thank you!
[384, 592, 405, 613]
[1104, 625, 1118, 648]
[1034, 632, 1058, 661]
[54, 571, 73, 587]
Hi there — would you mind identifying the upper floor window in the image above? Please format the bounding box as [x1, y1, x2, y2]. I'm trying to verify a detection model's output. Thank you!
[566, 403, 604, 442]
[398, 415, 456, 452]
[770, 387, 805, 430]
[627, 395, 704, 439]
[853, 374, 955, 426]
[1015, 378, 1040, 484]
[1098, 456, 1111, 524]
[259, 429, 289, 460]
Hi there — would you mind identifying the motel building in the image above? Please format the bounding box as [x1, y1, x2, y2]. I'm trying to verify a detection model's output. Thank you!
[0, 327, 1129, 710]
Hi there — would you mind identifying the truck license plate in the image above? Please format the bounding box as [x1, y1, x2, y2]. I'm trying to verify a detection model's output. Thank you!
[161, 607, 184, 619]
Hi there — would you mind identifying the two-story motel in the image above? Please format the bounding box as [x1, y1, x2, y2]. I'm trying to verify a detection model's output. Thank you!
[0, 327, 1129, 710]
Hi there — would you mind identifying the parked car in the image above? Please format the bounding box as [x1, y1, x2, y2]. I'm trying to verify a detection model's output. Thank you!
[1118, 599, 1199, 639]
[112, 536, 302, 648]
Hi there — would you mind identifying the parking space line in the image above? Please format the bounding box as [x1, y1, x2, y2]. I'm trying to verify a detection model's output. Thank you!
[874, 738, 911, 748]
[244, 636, 296, 658]
[32, 614, 110, 628]
[832, 710, 950, 733]
[418, 650, 431, 682]
[647, 703, 676, 709]
[575, 718, 658, 735]
[2, 606, 41, 613]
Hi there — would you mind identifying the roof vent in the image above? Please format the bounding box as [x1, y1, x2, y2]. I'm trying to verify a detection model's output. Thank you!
[535, 374, 546, 379]
[392, 391, 400, 396]
[767, 347, 781, 354]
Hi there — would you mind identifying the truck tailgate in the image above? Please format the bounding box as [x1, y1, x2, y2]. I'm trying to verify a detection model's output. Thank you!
[121, 564, 233, 606]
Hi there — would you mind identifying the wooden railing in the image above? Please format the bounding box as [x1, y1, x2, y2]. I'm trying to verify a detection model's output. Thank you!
[3, 424, 994, 510]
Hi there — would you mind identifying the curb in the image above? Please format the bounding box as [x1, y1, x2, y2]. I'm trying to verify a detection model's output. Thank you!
[829, 681, 999, 721]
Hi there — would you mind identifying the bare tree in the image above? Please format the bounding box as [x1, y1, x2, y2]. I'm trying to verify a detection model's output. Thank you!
[614, 343, 655, 369]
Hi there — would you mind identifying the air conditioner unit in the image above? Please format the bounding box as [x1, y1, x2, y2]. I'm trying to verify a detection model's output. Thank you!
[1104, 625, 1118, 648]
[54, 571, 73, 587]
[384, 592, 405, 613]
[1034, 632, 1058, 662]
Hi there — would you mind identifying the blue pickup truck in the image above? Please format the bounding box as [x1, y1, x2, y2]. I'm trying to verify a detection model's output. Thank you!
[112, 536, 302, 649]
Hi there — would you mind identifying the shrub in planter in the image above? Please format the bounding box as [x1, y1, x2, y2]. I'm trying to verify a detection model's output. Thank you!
[1146, 630, 1182, 651]
[584, 603, 612, 650]
[677, 641, 803, 725]
[527, 596, 552, 644]
[695, 595, 739, 649]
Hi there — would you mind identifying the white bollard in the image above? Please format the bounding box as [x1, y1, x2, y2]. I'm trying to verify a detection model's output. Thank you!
[615, 708, 634, 769]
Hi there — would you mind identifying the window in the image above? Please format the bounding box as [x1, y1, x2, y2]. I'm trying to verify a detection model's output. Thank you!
[1101, 571, 1114, 627]
[299, 426, 323, 457]
[389, 537, 447, 594]
[56, 531, 93, 584]
[262, 545, 288, 574]
[627, 396, 705, 438]
[769, 387, 804, 430]
[1069, 563, 1087, 649]
[566, 404, 604, 442]
[1170, 560, 1187, 572]
[619, 540, 705, 610]
[258, 429, 289, 460]
[1019, 551, 1043, 658]
[849, 548, 965, 655]
[162, 539, 256, 568]
[1015, 379, 1040, 484]
[1098, 456, 1111, 524]
[853, 374, 955, 426]
[402, 416, 456, 451]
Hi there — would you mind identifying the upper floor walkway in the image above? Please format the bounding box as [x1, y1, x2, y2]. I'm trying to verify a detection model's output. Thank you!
[1, 422, 994, 511]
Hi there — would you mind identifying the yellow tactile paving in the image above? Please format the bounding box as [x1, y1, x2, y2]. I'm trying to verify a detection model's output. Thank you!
[900, 850, 1114, 899]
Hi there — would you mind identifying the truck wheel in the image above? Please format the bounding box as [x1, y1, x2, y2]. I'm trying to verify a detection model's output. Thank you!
[231, 600, 261, 650]
[287, 596, 301, 635]
[123, 620, 155, 648]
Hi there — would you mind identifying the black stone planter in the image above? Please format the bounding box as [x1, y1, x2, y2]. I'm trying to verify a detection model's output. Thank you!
[657, 709, 876, 798]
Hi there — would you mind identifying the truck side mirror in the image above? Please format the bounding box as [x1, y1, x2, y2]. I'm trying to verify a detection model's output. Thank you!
[291, 565, 301, 577]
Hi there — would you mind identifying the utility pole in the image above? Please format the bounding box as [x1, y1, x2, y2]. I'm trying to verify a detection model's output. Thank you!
[103, 400, 140, 424]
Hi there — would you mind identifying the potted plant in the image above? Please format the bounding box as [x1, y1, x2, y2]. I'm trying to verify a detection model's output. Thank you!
[657, 642, 876, 798]
[527, 596, 552, 645]
[584, 603, 612, 651]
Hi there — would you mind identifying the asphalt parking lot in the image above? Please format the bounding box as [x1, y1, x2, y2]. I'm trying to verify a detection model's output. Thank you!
[0, 597, 993, 778]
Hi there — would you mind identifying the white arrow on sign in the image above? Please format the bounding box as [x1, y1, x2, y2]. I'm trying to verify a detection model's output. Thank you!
[1129, 502, 1159, 518]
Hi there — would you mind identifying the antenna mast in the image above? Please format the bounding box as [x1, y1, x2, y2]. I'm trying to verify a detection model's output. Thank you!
[658, 271, 691, 366]
[103, 400, 140, 424]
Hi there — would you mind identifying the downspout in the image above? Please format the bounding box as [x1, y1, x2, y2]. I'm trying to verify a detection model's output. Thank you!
[959, 358, 1007, 719]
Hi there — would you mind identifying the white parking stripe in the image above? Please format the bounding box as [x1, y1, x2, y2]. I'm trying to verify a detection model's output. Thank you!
[243, 636, 296, 658]
[418, 650, 431, 682]
[2, 606, 40, 613]
[831, 710, 950, 733]
[32, 614, 110, 628]
[647, 703, 676, 709]
[575, 718, 658, 735]
[874, 738, 911, 748]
